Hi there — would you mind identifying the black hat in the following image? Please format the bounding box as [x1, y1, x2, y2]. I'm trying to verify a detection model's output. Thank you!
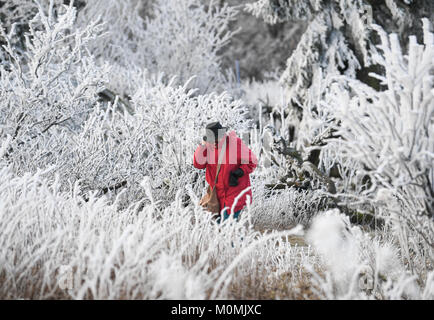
[204, 121, 227, 142]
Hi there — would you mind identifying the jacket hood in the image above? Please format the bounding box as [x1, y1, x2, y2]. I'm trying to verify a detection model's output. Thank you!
[216, 130, 238, 147]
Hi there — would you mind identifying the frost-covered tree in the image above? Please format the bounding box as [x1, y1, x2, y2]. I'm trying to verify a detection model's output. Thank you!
[247, 0, 433, 104]
[245, 0, 434, 160]
[323, 19, 434, 255]
[1, 0, 239, 95]
[247, 0, 371, 106]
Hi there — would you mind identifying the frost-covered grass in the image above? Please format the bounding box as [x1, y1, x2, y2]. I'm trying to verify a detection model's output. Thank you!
[250, 184, 327, 229]
[0, 166, 316, 299]
[0, 166, 432, 300]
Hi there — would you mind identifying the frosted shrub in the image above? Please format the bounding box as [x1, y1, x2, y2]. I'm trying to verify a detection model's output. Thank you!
[240, 78, 286, 125]
[0, 166, 314, 299]
[130, 78, 249, 204]
[1, 0, 432, 301]
[306, 209, 432, 299]
[0, 0, 61, 32]
[0, 2, 109, 176]
[140, 0, 238, 93]
[244, 1, 433, 175]
[0, 166, 217, 299]
[251, 185, 327, 229]
[323, 19, 434, 269]
[68, 76, 249, 207]
[1, 0, 239, 96]
[75, 0, 239, 95]
[0, 2, 248, 208]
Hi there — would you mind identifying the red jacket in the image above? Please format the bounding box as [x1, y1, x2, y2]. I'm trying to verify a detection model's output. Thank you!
[193, 131, 257, 213]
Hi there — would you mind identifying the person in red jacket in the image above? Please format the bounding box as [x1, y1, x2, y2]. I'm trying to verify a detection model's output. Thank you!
[193, 122, 257, 222]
